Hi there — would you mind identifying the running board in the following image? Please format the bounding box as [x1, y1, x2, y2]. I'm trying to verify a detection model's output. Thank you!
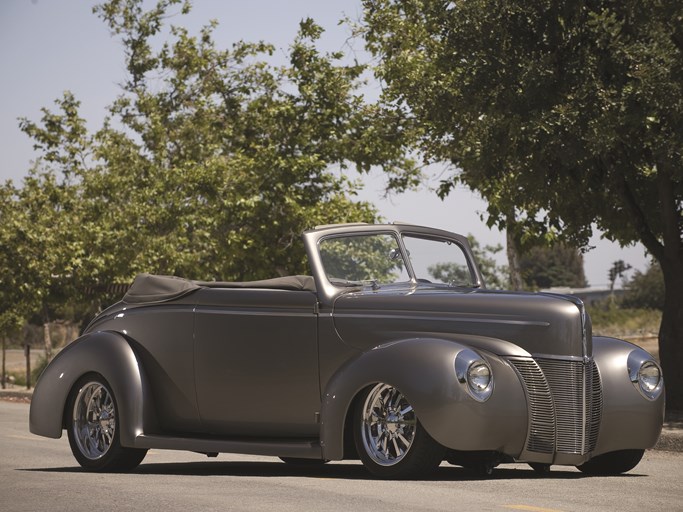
[134, 434, 323, 459]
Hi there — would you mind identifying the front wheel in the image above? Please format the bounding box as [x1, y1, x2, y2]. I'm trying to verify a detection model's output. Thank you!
[354, 383, 444, 479]
[66, 374, 147, 472]
[576, 449, 644, 475]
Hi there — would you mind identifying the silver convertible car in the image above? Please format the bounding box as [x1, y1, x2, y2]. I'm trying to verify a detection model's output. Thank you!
[30, 223, 664, 478]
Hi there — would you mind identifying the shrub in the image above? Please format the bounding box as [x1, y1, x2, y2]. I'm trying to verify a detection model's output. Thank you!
[588, 303, 661, 338]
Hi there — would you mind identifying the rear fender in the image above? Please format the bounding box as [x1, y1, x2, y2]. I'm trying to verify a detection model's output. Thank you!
[319, 338, 527, 460]
[29, 331, 155, 447]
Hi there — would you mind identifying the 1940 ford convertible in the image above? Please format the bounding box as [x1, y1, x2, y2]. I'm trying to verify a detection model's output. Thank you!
[29, 223, 664, 478]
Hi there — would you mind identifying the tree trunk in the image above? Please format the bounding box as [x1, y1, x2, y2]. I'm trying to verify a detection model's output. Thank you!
[43, 304, 53, 362]
[652, 165, 683, 412]
[25, 344, 31, 390]
[506, 221, 524, 291]
[659, 260, 683, 411]
[1, 337, 6, 390]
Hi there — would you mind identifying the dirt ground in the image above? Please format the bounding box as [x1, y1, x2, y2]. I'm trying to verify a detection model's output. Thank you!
[2, 349, 44, 379]
[622, 336, 659, 361]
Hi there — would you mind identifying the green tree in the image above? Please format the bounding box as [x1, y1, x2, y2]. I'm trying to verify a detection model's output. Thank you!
[10, 0, 416, 309]
[0, 171, 82, 362]
[467, 235, 509, 289]
[0, 183, 30, 344]
[520, 245, 588, 290]
[428, 235, 508, 288]
[2, 0, 420, 362]
[361, 0, 683, 409]
[622, 262, 665, 311]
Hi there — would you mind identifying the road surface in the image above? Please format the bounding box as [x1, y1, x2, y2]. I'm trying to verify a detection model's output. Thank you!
[2, 401, 682, 512]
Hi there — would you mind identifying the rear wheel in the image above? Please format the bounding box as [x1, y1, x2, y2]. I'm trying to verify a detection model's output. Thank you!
[354, 383, 444, 479]
[576, 449, 644, 475]
[66, 374, 147, 472]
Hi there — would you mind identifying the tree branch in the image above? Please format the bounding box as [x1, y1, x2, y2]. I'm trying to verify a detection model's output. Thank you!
[603, 157, 665, 260]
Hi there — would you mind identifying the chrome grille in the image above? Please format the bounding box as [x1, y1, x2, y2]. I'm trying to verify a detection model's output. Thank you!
[508, 358, 554, 453]
[586, 361, 603, 453]
[508, 357, 602, 455]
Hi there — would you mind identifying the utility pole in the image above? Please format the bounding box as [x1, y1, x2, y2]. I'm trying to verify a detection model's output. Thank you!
[608, 260, 632, 294]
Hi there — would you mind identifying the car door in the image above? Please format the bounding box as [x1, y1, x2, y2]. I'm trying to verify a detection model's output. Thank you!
[193, 287, 320, 437]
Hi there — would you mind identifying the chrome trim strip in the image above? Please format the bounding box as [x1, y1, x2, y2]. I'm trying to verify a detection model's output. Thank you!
[333, 312, 549, 327]
[194, 308, 315, 318]
[135, 434, 322, 458]
[529, 353, 585, 362]
[538, 292, 588, 360]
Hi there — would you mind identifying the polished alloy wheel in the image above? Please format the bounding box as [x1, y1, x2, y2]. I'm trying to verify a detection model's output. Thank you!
[72, 382, 116, 460]
[360, 383, 417, 466]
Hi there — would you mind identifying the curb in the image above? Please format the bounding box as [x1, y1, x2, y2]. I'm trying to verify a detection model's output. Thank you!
[654, 430, 683, 453]
[657, 411, 683, 453]
[0, 389, 33, 403]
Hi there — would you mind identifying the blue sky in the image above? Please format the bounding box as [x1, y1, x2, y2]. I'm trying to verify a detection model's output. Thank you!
[0, 0, 649, 287]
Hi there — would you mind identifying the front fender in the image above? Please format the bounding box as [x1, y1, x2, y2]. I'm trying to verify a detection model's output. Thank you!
[591, 336, 665, 456]
[29, 331, 155, 447]
[319, 338, 528, 460]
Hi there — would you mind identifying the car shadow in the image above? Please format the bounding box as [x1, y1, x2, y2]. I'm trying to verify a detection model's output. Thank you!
[18, 461, 648, 481]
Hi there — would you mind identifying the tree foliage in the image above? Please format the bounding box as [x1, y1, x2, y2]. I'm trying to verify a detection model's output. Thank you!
[361, 0, 683, 408]
[363, 0, 682, 250]
[1, 0, 416, 338]
[466, 235, 509, 289]
[520, 245, 588, 290]
[622, 262, 665, 310]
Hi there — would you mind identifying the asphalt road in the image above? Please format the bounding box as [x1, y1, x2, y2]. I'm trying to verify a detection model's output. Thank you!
[2, 401, 682, 512]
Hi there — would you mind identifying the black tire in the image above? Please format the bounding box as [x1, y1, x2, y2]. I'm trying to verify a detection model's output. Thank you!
[66, 374, 147, 472]
[576, 449, 644, 475]
[354, 383, 445, 479]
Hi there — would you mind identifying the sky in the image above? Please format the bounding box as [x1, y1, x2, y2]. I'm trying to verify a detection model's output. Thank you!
[0, 0, 651, 288]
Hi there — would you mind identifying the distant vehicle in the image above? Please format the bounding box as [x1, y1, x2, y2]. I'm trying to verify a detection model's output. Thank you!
[30, 223, 664, 478]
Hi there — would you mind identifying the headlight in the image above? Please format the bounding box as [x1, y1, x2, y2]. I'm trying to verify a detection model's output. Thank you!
[627, 351, 664, 401]
[455, 350, 494, 402]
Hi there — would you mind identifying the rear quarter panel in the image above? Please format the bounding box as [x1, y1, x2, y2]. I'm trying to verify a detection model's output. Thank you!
[90, 303, 200, 433]
[29, 331, 153, 447]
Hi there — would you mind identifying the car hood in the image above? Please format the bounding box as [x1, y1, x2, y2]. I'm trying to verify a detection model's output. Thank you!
[331, 286, 590, 359]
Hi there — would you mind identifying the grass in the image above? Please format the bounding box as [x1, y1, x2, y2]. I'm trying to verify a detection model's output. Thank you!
[2, 355, 49, 389]
[588, 304, 661, 339]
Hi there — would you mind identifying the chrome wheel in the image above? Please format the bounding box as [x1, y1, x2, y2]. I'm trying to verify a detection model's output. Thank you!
[360, 383, 417, 466]
[72, 381, 116, 460]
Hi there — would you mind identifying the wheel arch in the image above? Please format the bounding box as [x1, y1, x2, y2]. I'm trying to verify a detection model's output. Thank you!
[320, 337, 527, 460]
[29, 331, 157, 447]
[590, 336, 664, 456]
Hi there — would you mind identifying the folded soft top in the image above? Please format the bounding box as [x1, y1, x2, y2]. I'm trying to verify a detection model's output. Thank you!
[123, 273, 316, 304]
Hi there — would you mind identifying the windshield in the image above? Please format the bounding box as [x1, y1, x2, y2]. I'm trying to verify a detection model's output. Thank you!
[401, 234, 476, 287]
[317, 232, 476, 288]
[318, 233, 409, 286]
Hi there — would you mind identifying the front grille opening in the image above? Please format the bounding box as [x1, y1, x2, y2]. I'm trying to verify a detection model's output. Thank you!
[508, 357, 602, 455]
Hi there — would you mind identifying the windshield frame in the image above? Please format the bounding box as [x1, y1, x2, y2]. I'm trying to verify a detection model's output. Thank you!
[303, 223, 484, 304]
[399, 231, 479, 288]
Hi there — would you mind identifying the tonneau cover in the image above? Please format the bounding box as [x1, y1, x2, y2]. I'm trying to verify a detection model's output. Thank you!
[123, 273, 316, 304]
